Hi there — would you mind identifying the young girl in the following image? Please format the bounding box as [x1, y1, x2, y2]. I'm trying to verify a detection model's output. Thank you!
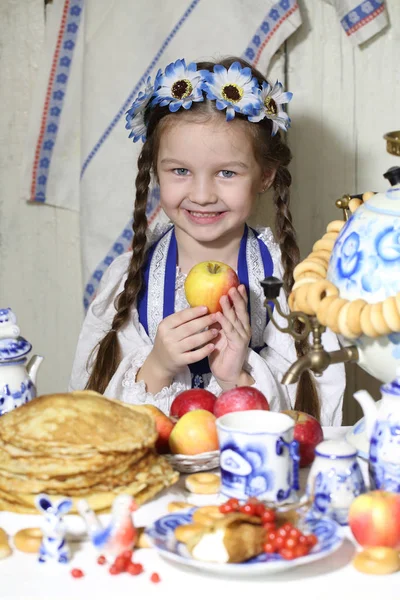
[69, 57, 345, 425]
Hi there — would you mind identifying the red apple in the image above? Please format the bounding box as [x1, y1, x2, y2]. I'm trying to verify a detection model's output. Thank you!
[348, 490, 400, 549]
[281, 409, 323, 467]
[184, 261, 239, 314]
[170, 389, 217, 419]
[213, 386, 269, 418]
[132, 404, 175, 454]
[168, 409, 219, 455]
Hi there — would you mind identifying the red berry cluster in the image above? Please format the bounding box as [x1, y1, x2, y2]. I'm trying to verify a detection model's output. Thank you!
[102, 551, 144, 576]
[219, 498, 318, 561]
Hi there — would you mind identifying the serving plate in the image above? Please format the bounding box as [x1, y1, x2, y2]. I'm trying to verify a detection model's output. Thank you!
[146, 509, 344, 576]
[164, 450, 219, 473]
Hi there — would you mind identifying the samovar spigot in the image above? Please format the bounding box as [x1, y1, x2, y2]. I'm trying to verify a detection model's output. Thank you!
[260, 277, 359, 384]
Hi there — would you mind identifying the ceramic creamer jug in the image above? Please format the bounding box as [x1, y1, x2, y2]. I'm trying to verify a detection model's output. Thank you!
[354, 369, 400, 492]
[306, 440, 366, 525]
[327, 167, 400, 383]
[0, 308, 43, 416]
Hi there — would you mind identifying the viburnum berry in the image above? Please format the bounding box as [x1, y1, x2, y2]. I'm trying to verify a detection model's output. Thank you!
[280, 548, 295, 560]
[263, 541, 276, 554]
[109, 564, 121, 575]
[71, 568, 84, 578]
[262, 522, 276, 532]
[306, 534, 318, 548]
[294, 544, 309, 558]
[261, 508, 276, 523]
[226, 498, 240, 510]
[127, 562, 144, 576]
[239, 502, 257, 516]
[97, 555, 107, 565]
[219, 503, 235, 514]
[150, 572, 161, 583]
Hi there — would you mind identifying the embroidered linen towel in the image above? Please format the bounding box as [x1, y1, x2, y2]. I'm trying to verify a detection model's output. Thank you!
[20, 0, 302, 309]
[323, 0, 389, 45]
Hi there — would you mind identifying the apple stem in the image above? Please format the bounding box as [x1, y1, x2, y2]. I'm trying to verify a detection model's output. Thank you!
[207, 263, 220, 274]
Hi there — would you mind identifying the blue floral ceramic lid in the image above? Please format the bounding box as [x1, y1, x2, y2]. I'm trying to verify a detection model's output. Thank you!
[0, 308, 32, 362]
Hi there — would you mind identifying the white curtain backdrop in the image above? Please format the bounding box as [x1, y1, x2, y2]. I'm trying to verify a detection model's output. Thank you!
[21, 0, 387, 311]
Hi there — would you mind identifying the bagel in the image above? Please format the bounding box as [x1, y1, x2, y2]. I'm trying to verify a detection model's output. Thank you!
[185, 473, 221, 495]
[349, 198, 363, 213]
[370, 302, 392, 336]
[353, 546, 400, 575]
[293, 260, 327, 280]
[325, 298, 348, 334]
[294, 283, 315, 315]
[337, 301, 359, 339]
[362, 191, 375, 202]
[346, 299, 367, 338]
[307, 280, 338, 315]
[0, 528, 12, 559]
[382, 296, 400, 332]
[313, 238, 335, 253]
[316, 295, 338, 327]
[13, 528, 42, 554]
[360, 304, 380, 338]
[326, 220, 345, 234]
[167, 501, 195, 513]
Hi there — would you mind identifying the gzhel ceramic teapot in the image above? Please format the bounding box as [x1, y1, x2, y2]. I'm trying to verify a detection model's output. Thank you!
[354, 370, 400, 493]
[0, 308, 43, 416]
[327, 167, 400, 383]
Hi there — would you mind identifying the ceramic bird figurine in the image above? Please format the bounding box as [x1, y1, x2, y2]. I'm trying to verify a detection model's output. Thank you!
[77, 494, 138, 560]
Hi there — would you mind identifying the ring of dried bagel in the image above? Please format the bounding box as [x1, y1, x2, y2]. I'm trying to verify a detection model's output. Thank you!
[13, 528, 43, 553]
[353, 546, 400, 575]
[167, 501, 195, 513]
[185, 473, 220, 495]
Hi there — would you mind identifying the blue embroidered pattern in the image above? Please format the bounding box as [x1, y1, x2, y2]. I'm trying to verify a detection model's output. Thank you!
[340, 0, 384, 34]
[32, 0, 83, 203]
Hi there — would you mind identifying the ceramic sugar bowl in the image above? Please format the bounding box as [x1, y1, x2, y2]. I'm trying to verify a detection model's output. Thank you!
[327, 167, 400, 383]
[306, 439, 366, 526]
[0, 308, 43, 416]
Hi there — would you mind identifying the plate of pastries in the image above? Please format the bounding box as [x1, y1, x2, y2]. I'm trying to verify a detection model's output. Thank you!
[145, 499, 345, 575]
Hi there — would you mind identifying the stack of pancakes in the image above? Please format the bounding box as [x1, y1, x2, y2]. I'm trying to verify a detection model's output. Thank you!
[0, 391, 179, 513]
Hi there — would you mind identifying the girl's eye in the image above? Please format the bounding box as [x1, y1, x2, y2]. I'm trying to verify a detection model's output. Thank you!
[220, 170, 235, 178]
[174, 168, 189, 176]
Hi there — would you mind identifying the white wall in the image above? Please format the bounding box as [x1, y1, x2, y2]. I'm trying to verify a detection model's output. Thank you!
[1, 0, 398, 423]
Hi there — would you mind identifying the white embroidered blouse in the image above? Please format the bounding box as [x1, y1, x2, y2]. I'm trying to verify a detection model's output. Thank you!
[69, 226, 346, 426]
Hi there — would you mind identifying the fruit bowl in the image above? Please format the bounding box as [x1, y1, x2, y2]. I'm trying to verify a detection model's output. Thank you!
[163, 450, 220, 473]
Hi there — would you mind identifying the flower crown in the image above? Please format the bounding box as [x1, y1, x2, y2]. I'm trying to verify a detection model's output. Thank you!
[125, 59, 292, 143]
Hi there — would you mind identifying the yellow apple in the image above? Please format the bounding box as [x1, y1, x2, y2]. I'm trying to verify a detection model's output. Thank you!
[184, 261, 240, 313]
[168, 409, 219, 455]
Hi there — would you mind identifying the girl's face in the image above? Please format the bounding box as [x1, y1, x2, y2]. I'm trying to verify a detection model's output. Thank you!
[156, 116, 266, 247]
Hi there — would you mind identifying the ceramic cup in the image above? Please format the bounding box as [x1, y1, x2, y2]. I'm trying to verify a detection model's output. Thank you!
[306, 439, 366, 525]
[216, 410, 300, 504]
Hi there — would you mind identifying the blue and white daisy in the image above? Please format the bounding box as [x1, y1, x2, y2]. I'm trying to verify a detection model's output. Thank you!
[202, 61, 261, 121]
[125, 76, 156, 143]
[249, 80, 292, 135]
[152, 59, 205, 112]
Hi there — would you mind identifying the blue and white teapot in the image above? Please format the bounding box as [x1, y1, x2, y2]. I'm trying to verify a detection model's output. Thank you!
[0, 308, 43, 416]
[354, 370, 400, 493]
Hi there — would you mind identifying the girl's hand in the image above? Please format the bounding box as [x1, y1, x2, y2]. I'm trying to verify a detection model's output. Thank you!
[149, 306, 219, 380]
[208, 284, 252, 390]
